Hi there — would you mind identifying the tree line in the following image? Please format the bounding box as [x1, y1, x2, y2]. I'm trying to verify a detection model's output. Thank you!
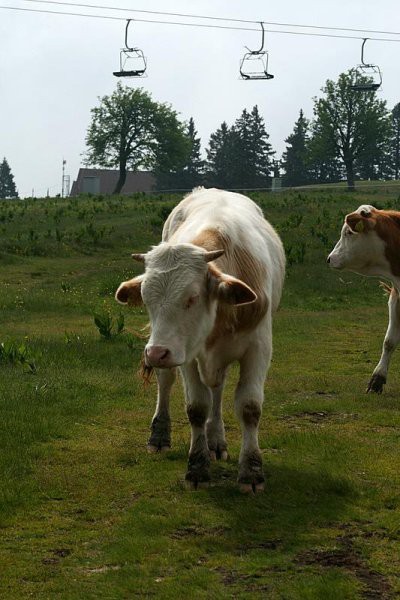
[85, 71, 400, 194]
[2, 70, 399, 199]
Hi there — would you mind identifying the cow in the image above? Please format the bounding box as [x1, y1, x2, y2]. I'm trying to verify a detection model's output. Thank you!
[327, 204, 400, 393]
[116, 187, 285, 492]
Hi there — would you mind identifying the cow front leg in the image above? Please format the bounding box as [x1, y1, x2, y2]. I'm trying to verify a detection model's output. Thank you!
[147, 368, 176, 452]
[235, 337, 271, 494]
[207, 376, 228, 461]
[367, 287, 400, 394]
[180, 362, 212, 489]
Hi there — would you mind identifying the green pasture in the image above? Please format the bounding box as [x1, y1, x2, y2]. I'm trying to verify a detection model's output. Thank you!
[0, 188, 399, 598]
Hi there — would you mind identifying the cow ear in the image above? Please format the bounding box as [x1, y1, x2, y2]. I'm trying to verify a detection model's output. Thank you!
[346, 213, 375, 233]
[217, 275, 257, 305]
[115, 276, 144, 306]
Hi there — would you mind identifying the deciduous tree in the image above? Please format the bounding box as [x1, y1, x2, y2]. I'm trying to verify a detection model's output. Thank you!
[84, 84, 189, 194]
[312, 71, 390, 190]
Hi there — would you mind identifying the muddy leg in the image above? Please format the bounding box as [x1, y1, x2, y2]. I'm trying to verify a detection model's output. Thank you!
[207, 373, 228, 461]
[180, 361, 212, 489]
[235, 325, 272, 494]
[147, 368, 176, 453]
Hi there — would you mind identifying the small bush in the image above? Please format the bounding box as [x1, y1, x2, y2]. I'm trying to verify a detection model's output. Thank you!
[0, 340, 37, 373]
[93, 309, 125, 340]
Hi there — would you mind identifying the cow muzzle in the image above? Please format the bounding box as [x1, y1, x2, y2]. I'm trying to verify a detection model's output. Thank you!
[145, 345, 177, 368]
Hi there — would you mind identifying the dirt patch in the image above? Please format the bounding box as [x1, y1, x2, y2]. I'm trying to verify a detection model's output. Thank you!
[296, 534, 393, 599]
[170, 525, 227, 539]
[42, 547, 72, 566]
[281, 411, 359, 424]
[236, 539, 282, 553]
[213, 567, 271, 593]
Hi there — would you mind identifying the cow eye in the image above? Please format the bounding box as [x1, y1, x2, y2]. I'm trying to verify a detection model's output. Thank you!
[185, 295, 199, 309]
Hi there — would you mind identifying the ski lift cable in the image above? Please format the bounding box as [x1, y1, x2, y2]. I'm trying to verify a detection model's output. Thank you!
[21, 0, 400, 39]
[2, 5, 400, 43]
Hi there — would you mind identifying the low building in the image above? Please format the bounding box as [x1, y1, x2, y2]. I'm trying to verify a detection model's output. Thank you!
[70, 168, 156, 196]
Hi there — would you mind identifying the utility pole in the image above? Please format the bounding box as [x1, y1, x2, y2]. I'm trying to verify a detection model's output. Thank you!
[61, 159, 66, 198]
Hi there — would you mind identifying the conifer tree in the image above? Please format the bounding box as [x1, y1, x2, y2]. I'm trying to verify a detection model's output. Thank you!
[205, 122, 238, 188]
[233, 106, 275, 188]
[0, 158, 18, 199]
[391, 103, 400, 180]
[281, 109, 311, 187]
[156, 117, 204, 189]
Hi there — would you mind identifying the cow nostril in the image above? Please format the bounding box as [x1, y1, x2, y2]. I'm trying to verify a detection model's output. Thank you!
[327, 256, 331, 264]
[160, 349, 169, 360]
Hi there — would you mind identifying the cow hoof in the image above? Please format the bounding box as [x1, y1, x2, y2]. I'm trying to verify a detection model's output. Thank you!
[209, 448, 228, 462]
[185, 479, 210, 491]
[366, 374, 386, 394]
[147, 444, 159, 454]
[147, 444, 171, 454]
[148, 415, 171, 452]
[185, 472, 211, 490]
[239, 481, 265, 495]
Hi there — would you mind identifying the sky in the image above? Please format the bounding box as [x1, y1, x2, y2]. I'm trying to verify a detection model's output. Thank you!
[1, 0, 399, 197]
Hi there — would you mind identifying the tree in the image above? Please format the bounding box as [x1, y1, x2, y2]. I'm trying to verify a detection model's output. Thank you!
[312, 71, 390, 190]
[281, 109, 311, 187]
[206, 106, 275, 189]
[391, 103, 400, 180]
[84, 83, 189, 194]
[0, 158, 18, 199]
[158, 117, 205, 189]
[205, 121, 239, 188]
[232, 106, 275, 188]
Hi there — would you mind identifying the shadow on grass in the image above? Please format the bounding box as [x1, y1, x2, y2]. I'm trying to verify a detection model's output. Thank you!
[187, 461, 355, 551]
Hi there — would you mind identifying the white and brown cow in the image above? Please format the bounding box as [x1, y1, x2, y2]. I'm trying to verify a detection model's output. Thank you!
[116, 187, 285, 492]
[328, 204, 400, 393]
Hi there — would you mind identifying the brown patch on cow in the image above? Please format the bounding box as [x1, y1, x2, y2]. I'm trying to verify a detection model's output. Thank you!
[115, 277, 143, 306]
[372, 210, 400, 277]
[187, 404, 209, 427]
[346, 208, 400, 277]
[191, 228, 269, 348]
[346, 211, 377, 233]
[241, 402, 261, 427]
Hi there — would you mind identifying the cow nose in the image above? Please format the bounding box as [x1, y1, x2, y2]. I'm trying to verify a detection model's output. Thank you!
[145, 345, 171, 367]
[326, 255, 331, 264]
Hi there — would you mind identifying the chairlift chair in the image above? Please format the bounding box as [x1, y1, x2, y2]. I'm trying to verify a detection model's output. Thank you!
[113, 19, 147, 78]
[350, 38, 382, 92]
[239, 22, 274, 81]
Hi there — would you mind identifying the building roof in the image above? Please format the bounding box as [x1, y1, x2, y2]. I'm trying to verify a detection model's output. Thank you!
[70, 168, 156, 196]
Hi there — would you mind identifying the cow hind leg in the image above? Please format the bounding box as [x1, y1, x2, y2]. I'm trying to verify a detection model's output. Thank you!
[147, 368, 176, 452]
[367, 287, 400, 394]
[181, 362, 212, 489]
[207, 374, 228, 461]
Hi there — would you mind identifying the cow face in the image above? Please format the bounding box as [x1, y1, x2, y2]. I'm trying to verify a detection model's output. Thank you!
[116, 243, 257, 368]
[327, 205, 386, 275]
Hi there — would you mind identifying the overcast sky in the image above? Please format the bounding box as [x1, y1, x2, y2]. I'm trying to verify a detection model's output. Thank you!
[1, 0, 399, 197]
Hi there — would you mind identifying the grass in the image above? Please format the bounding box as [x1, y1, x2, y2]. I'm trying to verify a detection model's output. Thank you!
[0, 188, 400, 598]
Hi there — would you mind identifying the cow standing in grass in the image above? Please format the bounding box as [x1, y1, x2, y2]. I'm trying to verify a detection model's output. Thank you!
[328, 204, 400, 393]
[116, 188, 285, 492]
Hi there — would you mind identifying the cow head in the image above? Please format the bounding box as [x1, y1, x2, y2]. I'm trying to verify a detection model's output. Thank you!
[327, 205, 387, 275]
[116, 243, 257, 368]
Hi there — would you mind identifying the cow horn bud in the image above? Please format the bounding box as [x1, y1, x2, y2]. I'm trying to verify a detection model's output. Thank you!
[204, 249, 225, 263]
